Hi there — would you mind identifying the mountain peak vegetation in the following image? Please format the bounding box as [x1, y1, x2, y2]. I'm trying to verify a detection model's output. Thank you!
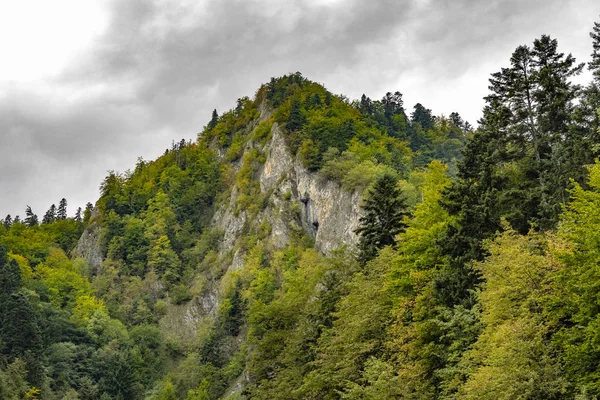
[1, 17, 600, 399]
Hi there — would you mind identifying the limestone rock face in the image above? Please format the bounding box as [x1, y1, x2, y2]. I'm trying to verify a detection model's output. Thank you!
[73, 221, 103, 274]
[212, 122, 361, 259]
[261, 124, 361, 254]
[74, 101, 363, 375]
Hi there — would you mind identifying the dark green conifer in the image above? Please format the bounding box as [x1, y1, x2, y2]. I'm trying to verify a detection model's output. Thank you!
[83, 202, 93, 224]
[286, 97, 306, 131]
[57, 198, 68, 220]
[74, 207, 83, 222]
[309, 92, 322, 107]
[208, 109, 219, 130]
[24, 206, 38, 227]
[3, 214, 11, 229]
[355, 173, 408, 264]
[0, 245, 20, 296]
[410, 103, 434, 130]
[42, 204, 56, 224]
[590, 18, 600, 79]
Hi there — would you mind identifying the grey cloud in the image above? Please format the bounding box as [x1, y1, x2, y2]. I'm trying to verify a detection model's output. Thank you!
[1, 0, 598, 217]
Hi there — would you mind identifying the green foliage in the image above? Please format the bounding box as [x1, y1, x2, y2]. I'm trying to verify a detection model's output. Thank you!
[0, 218, 150, 399]
[0, 358, 31, 400]
[550, 162, 600, 394]
[355, 173, 408, 263]
[286, 97, 306, 132]
[459, 230, 567, 399]
[5, 24, 600, 398]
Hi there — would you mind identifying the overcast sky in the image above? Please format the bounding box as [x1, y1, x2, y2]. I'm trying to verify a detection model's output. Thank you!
[0, 0, 598, 219]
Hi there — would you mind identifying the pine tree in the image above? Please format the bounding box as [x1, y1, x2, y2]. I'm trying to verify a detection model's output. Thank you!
[382, 91, 405, 120]
[449, 112, 466, 130]
[83, 202, 93, 224]
[0, 245, 20, 296]
[286, 97, 306, 131]
[13, 216, 20, 224]
[410, 103, 434, 130]
[0, 293, 41, 357]
[208, 109, 219, 130]
[439, 34, 587, 306]
[3, 215, 11, 229]
[24, 206, 38, 227]
[355, 173, 408, 263]
[57, 198, 67, 220]
[359, 94, 374, 115]
[0, 246, 40, 359]
[74, 207, 83, 222]
[309, 92, 322, 108]
[42, 204, 56, 224]
[590, 18, 600, 79]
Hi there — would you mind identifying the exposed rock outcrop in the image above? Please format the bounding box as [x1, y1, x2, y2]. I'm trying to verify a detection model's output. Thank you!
[73, 221, 103, 274]
[212, 122, 361, 258]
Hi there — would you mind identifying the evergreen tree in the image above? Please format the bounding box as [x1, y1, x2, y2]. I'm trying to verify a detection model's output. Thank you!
[381, 91, 407, 137]
[74, 207, 83, 222]
[3, 214, 12, 229]
[355, 173, 408, 263]
[57, 198, 68, 220]
[408, 103, 435, 152]
[309, 92, 322, 108]
[359, 94, 374, 115]
[0, 245, 20, 296]
[590, 17, 600, 79]
[0, 293, 41, 358]
[411, 103, 434, 130]
[286, 97, 306, 131]
[208, 109, 219, 130]
[83, 202, 93, 224]
[13, 215, 20, 224]
[43, 204, 56, 224]
[24, 206, 38, 227]
[440, 34, 586, 306]
[449, 112, 466, 131]
[0, 246, 41, 360]
[382, 91, 405, 120]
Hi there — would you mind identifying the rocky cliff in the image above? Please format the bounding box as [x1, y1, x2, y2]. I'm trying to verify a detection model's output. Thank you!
[74, 100, 363, 349]
[159, 107, 363, 346]
[213, 121, 361, 259]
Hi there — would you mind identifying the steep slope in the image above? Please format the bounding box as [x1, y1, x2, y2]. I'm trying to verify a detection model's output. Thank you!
[50, 73, 469, 399]
[213, 121, 363, 258]
[3, 19, 600, 398]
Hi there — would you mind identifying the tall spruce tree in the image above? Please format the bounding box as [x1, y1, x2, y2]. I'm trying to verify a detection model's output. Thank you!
[42, 204, 56, 224]
[0, 245, 20, 296]
[286, 97, 306, 131]
[355, 173, 408, 264]
[570, 16, 600, 180]
[57, 198, 67, 220]
[208, 109, 219, 130]
[24, 206, 38, 227]
[590, 18, 600, 79]
[83, 202, 93, 224]
[0, 245, 40, 361]
[3, 214, 11, 229]
[440, 34, 587, 306]
[410, 103, 434, 130]
[74, 207, 83, 222]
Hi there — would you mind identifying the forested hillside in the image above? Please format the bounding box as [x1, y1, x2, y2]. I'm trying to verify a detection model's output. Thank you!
[1, 18, 600, 399]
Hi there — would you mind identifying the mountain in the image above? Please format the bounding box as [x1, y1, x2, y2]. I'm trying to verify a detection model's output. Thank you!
[2, 19, 600, 398]
[0, 73, 469, 399]
[69, 73, 468, 399]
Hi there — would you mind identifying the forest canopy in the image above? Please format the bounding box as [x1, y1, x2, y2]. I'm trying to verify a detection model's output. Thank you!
[1, 16, 600, 400]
